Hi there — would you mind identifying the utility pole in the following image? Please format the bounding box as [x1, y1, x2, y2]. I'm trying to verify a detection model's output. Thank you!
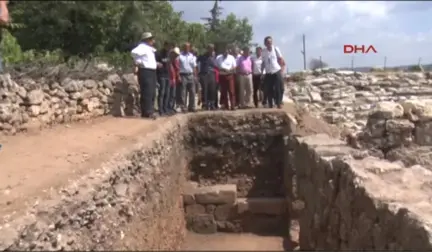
[300, 34, 306, 70]
[383, 56, 387, 70]
[418, 57, 422, 65]
[319, 56, 322, 69]
[351, 56, 354, 71]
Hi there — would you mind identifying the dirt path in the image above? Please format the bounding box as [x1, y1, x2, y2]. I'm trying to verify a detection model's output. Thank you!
[0, 116, 169, 223]
[182, 232, 286, 251]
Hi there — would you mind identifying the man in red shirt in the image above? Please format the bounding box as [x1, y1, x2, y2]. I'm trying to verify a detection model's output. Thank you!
[168, 47, 181, 115]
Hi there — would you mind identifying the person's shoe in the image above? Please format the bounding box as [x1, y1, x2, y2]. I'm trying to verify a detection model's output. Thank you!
[142, 114, 157, 120]
[188, 108, 197, 113]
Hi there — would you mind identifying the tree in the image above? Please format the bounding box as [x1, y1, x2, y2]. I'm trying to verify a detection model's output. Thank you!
[201, 0, 253, 53]
[6, 0, 252, 65]
[309, 58, 328, 70]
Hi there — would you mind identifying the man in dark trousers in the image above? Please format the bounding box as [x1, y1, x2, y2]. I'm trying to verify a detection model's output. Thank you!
[155, 41, 173, 116]
[131, 32, 160, 120]
[261, 36, 285, 109]
[197, 44, 217, 110]
[178, 42, 198, 112]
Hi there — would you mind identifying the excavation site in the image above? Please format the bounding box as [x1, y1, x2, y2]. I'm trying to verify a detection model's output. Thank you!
[1, 109, 432, 251]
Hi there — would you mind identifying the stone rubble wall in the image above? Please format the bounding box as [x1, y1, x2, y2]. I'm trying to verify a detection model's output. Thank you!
[288, 133, 432, 250]
[354, 100, 432, 149]
[285, 69, 432, 134]
[0, 66, 140, 135]
[0, 117, 189, 251]
[182, 182, 286, 234]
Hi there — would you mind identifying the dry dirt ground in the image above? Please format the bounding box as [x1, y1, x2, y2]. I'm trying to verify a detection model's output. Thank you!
[0, 104, 338, 248]
[182, 232, 286, 251]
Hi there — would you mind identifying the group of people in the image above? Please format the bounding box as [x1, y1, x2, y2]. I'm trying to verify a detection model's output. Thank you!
[131, 32, 286, 120]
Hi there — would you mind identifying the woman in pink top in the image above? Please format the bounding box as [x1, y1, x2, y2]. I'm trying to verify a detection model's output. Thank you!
[236, 47, 253, 108]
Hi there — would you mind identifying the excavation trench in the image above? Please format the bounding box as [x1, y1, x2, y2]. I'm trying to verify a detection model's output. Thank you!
[1, 110, 432, 251]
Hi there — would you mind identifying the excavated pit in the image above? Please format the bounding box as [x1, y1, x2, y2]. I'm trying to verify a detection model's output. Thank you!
[2, 110, 432, 251]
[183, 112, 292, 236]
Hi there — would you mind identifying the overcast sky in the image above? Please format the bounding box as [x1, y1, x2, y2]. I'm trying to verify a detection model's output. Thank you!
[171, 1, 432, 71]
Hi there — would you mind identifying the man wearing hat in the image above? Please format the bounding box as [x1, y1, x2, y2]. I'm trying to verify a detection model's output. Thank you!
[131, 32, 160, 120]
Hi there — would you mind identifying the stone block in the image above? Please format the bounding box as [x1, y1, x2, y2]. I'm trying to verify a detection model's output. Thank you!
[185, 204, 205, 216]
[194, 184, 237, 204]
[187, 214, 217, 234]
[214, 204, 237, 221]
[415, 121, 432, 146]
[182, 181, 198, 205]
[236, 198, 286, 215]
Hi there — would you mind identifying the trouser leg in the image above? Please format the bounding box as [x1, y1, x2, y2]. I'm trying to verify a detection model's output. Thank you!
[244, 74, 253, 106]
[238, 75, 246, 107]
[199, 74, 208, 109]
[138, 68, 156, 116]
[207, 72, 217, 109]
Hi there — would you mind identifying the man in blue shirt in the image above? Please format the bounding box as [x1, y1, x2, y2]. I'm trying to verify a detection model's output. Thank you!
[197, 44, 217, 110]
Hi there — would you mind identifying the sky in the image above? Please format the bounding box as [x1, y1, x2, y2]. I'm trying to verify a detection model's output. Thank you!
[171, 1, 432, 72]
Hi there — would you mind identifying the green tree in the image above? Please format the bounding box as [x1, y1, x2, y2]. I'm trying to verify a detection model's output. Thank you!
[6, 0, 252, 66]
[201, 0, 253, 53]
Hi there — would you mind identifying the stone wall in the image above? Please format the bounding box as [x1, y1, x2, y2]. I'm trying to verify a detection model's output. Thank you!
[0, 117, 189, 250]
[0, 66, 139, 135]
[183, 182, 286, 234]
[285, 69, 432, 134]
[288, 133, 432, 250]
[186, 111, 292, 197]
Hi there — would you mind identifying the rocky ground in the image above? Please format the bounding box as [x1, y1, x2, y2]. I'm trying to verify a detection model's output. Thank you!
[284, 68, 432, 170]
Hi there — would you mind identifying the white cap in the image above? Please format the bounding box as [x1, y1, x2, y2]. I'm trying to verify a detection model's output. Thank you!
[172, 47, 180, 55]
[141, 32, 153, 40]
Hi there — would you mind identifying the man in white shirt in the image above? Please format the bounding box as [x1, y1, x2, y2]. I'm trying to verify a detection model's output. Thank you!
[131, 32, 160, 120]
[251, 46, 265, 108]
[261, 36, 286, 109]
[216, 46, 237, 110]
[178, 42, 198, 112]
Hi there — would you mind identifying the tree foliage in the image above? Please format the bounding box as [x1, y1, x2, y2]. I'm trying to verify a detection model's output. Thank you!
[2, 0, 254, 66]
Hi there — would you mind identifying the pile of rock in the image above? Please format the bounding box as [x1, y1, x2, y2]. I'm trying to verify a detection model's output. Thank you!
[0, 66, 139, 134]
[285, 69, 432, 133]
[350, 99, 432, 157]
[348, 99, 432, 169]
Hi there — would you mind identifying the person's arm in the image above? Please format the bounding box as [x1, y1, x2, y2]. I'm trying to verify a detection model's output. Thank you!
[0, 1, 9, 24]
[236, 57, 241, 73]
[231, 56, 237, 73]
[192, 56, 198, 78]
[275, 47, 286, 68]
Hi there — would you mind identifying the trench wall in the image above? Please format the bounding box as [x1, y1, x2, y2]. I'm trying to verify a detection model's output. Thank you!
[187, 111, 292, 197]
[289, 133, 432, 250]
[0, 117, 188, 251]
